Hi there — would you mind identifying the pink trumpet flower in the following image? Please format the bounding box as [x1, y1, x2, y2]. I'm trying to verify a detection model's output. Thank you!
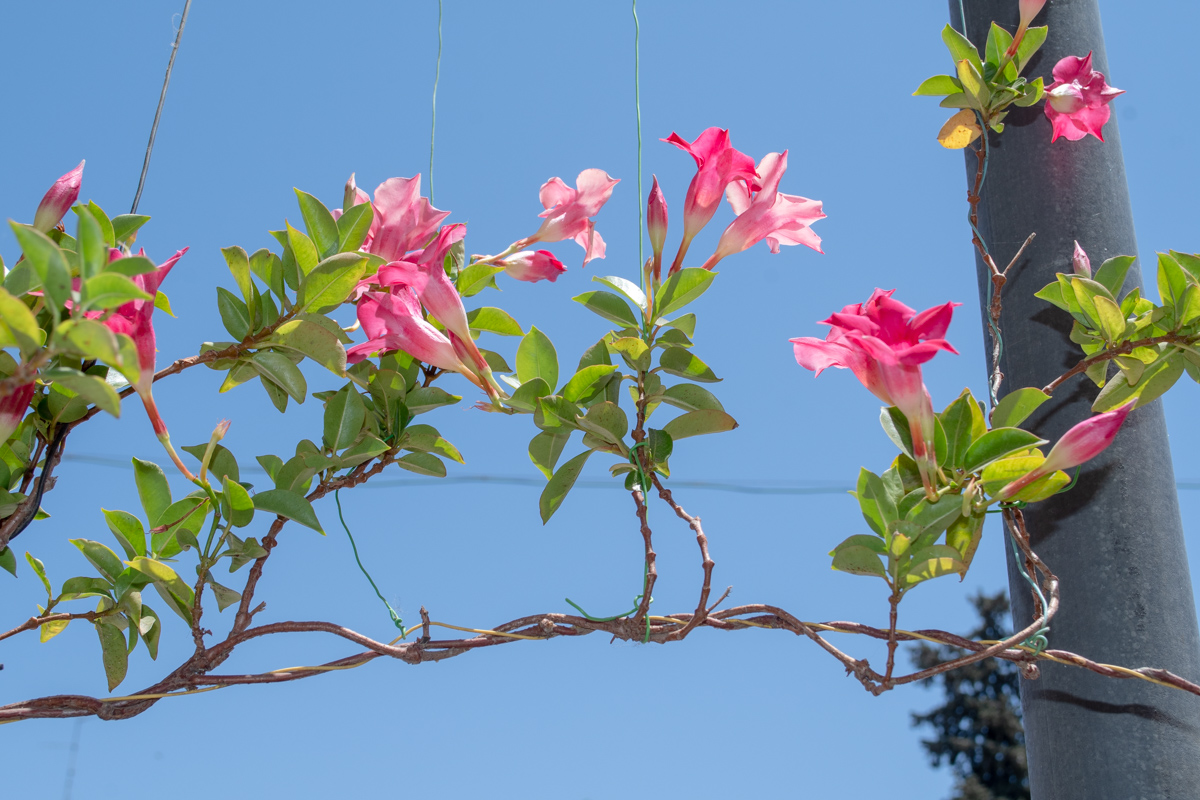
[1007, 0, 1046, 56]
[520, 169, 618, 266]
[1072, 241, 1092, 277]
[1044, 52, 1124, 143]
[0, 379, 36, 443]
[647, 175, 668, 279]
[699, 151, 825, 270]
[498, 250, 567, 283]
[997, 400, 1135, 500]
[662, 128, 760, 273]
[90, 247, 194, 479]
[332, 174, 448, 261]
[33, 161, 84, 233]
[347, 290, 487, 393]
[791, 289, 960, 499]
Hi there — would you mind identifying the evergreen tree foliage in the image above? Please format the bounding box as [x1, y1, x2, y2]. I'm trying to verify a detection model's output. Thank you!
[911, 591, 1029, 800]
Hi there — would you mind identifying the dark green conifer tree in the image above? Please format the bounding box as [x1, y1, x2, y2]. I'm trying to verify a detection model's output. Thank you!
[911, 591, 1029, 800]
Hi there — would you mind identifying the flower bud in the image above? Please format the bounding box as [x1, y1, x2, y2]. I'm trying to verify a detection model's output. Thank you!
[1047, 83, 1086, 115]
[0, 380, 36, 443]
[499, 250, 567, 284]
[1072, 241, 1091, 278]
[344, 173, 361, 212]
[1019, 0, 1046, 27]
[33, 161, 84, 233]
[647, 175, 668, 274]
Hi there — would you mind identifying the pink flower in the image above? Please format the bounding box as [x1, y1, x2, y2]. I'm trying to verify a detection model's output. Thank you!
[333, 174, 447, 261]
[699, 151, 825, 270]
[1044, 53, 1124, 142]
[1072, 241, 1091, 277]
[347, 290, 487, 393]
[662, 128, 760, 273]
[1008, 0, 1047, 56]
[647, 175, 668, 278]
[997, 400, 1135, 500]
[498, 250, 566, 283]
[520, 169, 618, 266]
[377, 224, 474, 348]
[791, 289, 959, 498]
[33, 161, 84, 233]
[0, 380, 36, 443]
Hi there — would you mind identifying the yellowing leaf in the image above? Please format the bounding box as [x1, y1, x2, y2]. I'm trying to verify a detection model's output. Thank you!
[937, 110, 982, 149]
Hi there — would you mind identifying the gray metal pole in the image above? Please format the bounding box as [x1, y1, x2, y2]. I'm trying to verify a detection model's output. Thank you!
[947, 2, 1200, 797]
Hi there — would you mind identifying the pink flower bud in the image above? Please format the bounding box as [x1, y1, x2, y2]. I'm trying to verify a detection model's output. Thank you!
[499, 250, 566, 283]
[0, 380, 36, 443]
[647, 175, 668, 275]
[33, 161, 84, 233]
[1019, 0, 1046, 28]
[997, 400, 1135, 500]
[1072, 241, 1091, 278]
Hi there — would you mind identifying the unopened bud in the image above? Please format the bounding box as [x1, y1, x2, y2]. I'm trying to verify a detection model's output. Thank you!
[1072, 241, 1091, 278]
[647, 175, 668, 270]
[33, 161, 84, 233]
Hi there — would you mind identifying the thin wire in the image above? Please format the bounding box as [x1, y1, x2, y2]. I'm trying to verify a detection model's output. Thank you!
[335, 490, 405, 634]
[428, 0, 443, 205]
[61, 718, 82, 800]
[131, 0, 193, 215]
[633, 0, 644, 279]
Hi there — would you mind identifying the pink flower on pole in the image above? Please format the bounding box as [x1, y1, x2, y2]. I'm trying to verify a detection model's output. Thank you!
[647, 175, 668, 278]
[791, 289, 960, 498]
[1072, 241, 1091, 277]
[498, 250, 567, 284]
[0, 380, 36, 443]
[699, 151, 825, 270]
[662, 128, 760, 273]
[520, 169, 618, 266]
[997, 400, 1135, 500]
[347, 290, 487, 393]
[33, 161, 84, 233]
[1044, 53, 1124, 143]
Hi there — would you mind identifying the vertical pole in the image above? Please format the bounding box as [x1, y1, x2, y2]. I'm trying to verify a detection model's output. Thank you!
[948, 2, 1200, 797]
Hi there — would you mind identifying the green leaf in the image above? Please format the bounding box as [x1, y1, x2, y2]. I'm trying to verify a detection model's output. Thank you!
[96, 621, 129, 690]
[655, 268, 716, 319]
[286, 221, 319, 275]
[400, 424, 464, 463]
[913, 74, 961, 96]
[126, 557, 195, 623]
[9, 223, 71, 317]
[1093, 350, 1184, 411]
[539, 450, 592, 524]
[83, 201, 115, 247]
[457, 263, 505, 297]
[269, 319, 347, 376]
[131, 458, 172, 523]
[57, 318, 122, 366]
[466, 306, 525, 337]
[82, 272, 153, 312]
[962, 427, 1047, 473]
[41, 367, 120, 417]
[992, 387, 1051, 429]
[664, 314, 696, 338]
[938, 389, 981, 470]
[216, 286, 251, 340]
[252, 489, 323, 533]
[647, 428, 673, 462]
[592, 275, 646, 310]
[324, 385, 366, 451]
[829, 534, 886, 556]
[222, 475, 255, 528]
[854, 468, 895, 536]
[394, 451, 447, 477]
[251, 351, 307, 402]
[75, 204, 107, 280]
[1015, 26, 1047, 71]
[660, 383, 723, 412]
[901, 547, 966, 588]
[221, 246, 255, 308]
[610, 337, 651, 371]
[0, 546, 15, 576]
[249, 248, 286, 301]
[528, 430, 570, 479]
[984, 22, 1014, 69]
[1094, 255, 1136, 298]
[336, 201, 375, 253]
[658, 347, 719, 382]
[103, 509, 147, 559]
[70, 539, 124, 582]
[101, 255, 158, 278]
[572, 290, 639, 328]
[661, 409, 738, 441]
[1034, 279, 1070, 312]
[1159, 252, 1190, 312]
[294, 189, 340, 258]
[516, 326, 559, 389]
[507, 377, 552, 412]
[338, 433, 389, 467]
[946, 513, 984, 574]
[0, 287, 41, 356]
[25, 551, 51, 596]
[982, 454, 1070, 502]
[906, 495, 963, 537]
[954, 58, 987, 108]
[181, 442, 240, 483]
[111, 214, 150, 244]
[405, 386, 461, 414]
[298, 252, 368, 313]
[1093, 295, 1126, 343]
[941, 24, 983, 73]
[561, 364, 619, 404]
[831, 545, 888, 579]
[579, 401, 628, 444]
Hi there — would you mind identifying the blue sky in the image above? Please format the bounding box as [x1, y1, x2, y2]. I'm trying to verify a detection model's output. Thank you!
[3, 1, 1199, 797]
